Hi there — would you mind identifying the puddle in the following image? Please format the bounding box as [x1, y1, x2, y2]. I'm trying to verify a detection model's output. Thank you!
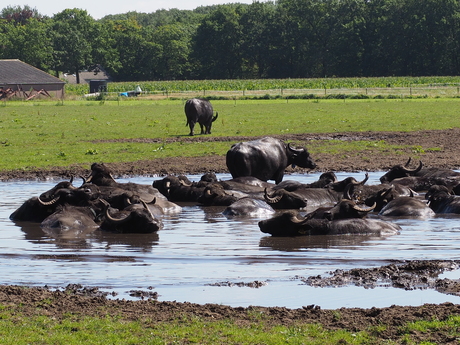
[2, 172, 460, 308]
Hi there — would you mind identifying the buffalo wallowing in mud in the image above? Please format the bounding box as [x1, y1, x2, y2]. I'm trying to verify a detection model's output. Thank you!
[10, 139, 460, 239]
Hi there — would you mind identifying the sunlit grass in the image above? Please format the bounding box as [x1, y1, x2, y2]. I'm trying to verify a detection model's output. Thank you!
[1, 98, 459, 172]
[0, 310, 376, 345]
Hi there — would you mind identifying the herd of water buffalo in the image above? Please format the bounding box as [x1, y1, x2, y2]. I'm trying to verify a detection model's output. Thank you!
[8, 136, 460, 238]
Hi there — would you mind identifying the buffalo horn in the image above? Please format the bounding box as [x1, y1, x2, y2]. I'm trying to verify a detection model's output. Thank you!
[165, 181, 171, 195]
[352, 202, 376, 213]
[141, 199, 155, 219]
[179, 179, 192, 187]
[264, 188, 283, 204]
[84, 171, 94, 183]
[66, 177, 78, 189]
[402, 160, 423, 173]
[288, 211, 309, 224]
[343, 183, 355, 200]
[287, 142, 302, 154]
[404, 157, 412, 167]
[37, 195, 60, 206]
[378, 187, 394, 201]
[102, 200, 132, 224]
[351, 172, 369, 186]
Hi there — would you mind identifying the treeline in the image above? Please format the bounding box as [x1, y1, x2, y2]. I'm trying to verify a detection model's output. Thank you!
[1, 0, 460, 82]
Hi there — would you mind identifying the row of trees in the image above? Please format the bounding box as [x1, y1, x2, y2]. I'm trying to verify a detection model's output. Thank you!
[1, 0, 460, 82]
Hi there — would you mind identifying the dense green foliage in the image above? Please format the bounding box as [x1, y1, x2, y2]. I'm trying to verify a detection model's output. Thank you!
[0, 98, 458, 172]
[2, 1, 460, 81]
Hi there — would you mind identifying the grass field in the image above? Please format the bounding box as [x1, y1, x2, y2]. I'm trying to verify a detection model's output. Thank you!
[1, 98, 460, 172]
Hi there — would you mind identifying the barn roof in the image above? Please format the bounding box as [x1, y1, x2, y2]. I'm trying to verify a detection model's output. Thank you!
[0, 59, 65, 85]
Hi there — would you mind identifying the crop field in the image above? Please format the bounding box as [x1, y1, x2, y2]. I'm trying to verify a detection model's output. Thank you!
[65, 76, 460, 97]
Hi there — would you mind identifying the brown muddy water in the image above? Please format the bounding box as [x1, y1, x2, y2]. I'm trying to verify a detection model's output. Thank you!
[2, 172, 460, 309]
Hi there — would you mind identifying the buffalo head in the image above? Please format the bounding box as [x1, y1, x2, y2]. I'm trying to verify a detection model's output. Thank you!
[287, 143, 317, 170]
[380, 158, 423, 183]
[263, 188, 307, 209]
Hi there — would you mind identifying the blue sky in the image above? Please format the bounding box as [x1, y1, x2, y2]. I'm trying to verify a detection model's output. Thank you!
[5, 0, 267, 19]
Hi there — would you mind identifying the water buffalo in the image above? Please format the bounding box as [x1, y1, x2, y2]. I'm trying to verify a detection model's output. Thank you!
[263, 188, 308, 209]
[344, 181, 414, 207]
[85, 163, 182, 214]
[390, 175, 460, 192]
[271, 172, 339, 193]
[9, 179, 99, 222]
[310, 199, 376, 221]
[226, 137, 317, 184]
[378, 197, 435, 218]
[153, 175, 205, 202]
[40, 204, 101, 238]
[222, 197, 275, 217]
[258, 211, 401, 237]
[267, 185, 342, 208]
[425, 185, 460, 214]
[99, 200, 163, 233]
[219, 177, 275, 194]
[185, 98, 218, 136]
[152, 173, 217, 203]
[197, 183, 240, 206]
[380, 158, 460, 183]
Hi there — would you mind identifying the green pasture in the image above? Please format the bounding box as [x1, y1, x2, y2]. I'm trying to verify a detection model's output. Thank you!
[1, 98, 459, 172]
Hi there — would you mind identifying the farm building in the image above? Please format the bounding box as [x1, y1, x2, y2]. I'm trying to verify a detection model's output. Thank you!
[0, 59, 65, 100]
[60, 65, 111, 94]
[60, 65, 111, 85]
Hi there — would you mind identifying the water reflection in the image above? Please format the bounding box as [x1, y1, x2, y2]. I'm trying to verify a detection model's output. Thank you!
[259, 234, 380, 251]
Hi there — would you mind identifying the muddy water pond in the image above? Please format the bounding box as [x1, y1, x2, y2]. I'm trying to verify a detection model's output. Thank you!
[3, 172, 460, 309]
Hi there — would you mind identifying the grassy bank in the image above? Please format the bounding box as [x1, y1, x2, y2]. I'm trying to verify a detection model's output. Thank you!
[1, 305, 458, 344]
[0, 312, 364, 344]
[1, 98, 459, 172]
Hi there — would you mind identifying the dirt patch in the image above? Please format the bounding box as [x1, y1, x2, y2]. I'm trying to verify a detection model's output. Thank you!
[2, 129, 460, 181]
[303, 260, 460, 294]
[2, 283, 460, 343]
[4, 129, 460, 342]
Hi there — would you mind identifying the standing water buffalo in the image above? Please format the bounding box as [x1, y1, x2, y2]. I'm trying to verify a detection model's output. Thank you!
[185, 98, 218, 136]
[226, 137, 317, 184]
